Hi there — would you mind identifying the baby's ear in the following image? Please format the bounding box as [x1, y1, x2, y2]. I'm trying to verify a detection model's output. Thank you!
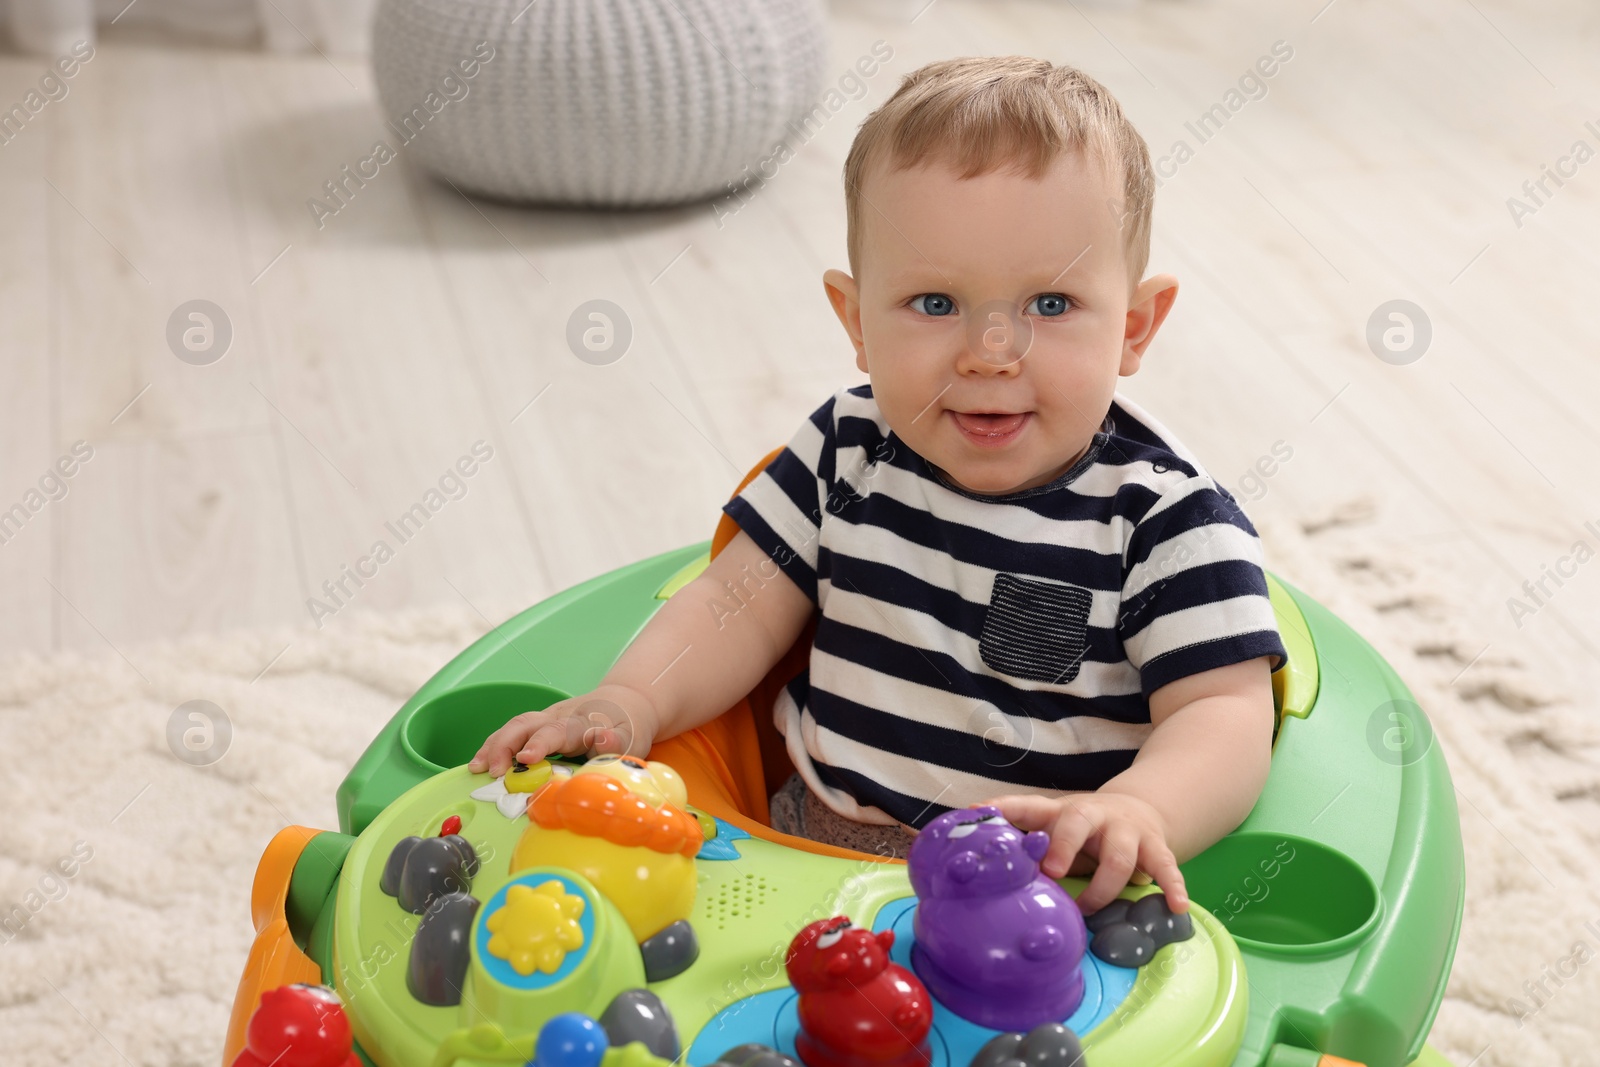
[823, 269, 868, 370]
[1121, 273, 1179, 374]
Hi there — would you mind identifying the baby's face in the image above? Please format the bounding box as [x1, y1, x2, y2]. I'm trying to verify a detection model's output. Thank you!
[830, 150, 1170, 496]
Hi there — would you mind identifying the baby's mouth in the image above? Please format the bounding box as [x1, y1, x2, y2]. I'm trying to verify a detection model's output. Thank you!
[950, 411, 1030, 442]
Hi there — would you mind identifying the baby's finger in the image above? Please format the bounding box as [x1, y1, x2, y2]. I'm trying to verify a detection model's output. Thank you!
[584, 726, 635, 757]
[1076, 824, 1140, 914]
[986, 794, 1066, 832]
[468, 730, 506, 773]
[517, 716, 589, 763]
[1065, 851, 1098, 878]
[574, 697, 644, 756]
[470, 716, 542, 776]
[1141, 840, 1190, 913]
[1040, 802, 1104, 880]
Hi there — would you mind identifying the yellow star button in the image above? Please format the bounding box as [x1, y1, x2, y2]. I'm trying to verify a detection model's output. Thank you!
[485, 880, 586, 975]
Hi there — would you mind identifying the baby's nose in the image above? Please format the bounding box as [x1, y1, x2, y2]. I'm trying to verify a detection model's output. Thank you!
[955, 302, 1029, 376]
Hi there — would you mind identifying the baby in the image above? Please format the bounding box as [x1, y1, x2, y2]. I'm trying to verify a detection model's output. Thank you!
[471, 56, 1287, 916]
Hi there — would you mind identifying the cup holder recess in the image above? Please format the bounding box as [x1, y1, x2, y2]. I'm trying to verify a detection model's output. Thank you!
[401, 682, 570, 774]
[1181, 832, 1381, 957]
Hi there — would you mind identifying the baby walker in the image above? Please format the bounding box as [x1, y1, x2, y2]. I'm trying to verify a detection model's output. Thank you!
[223, 454, 1464, 1067]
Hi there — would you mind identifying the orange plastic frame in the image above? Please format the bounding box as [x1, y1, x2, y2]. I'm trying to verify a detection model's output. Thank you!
[222, 825, 328, 1065]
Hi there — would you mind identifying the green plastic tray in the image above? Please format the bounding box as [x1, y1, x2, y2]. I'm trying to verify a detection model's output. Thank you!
[297, 543, 1462, 1067]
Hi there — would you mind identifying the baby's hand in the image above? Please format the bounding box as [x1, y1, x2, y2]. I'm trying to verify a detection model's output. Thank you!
[985, 792, 1189, 916]
[467, 684, 659, 777]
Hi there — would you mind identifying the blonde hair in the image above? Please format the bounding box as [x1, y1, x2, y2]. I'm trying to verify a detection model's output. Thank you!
[842, 56, 1154, 289]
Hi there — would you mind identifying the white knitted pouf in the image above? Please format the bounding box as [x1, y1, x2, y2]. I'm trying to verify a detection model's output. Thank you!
[371, 0, 830, 207]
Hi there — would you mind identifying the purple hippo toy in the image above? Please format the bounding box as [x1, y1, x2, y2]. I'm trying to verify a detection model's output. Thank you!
[907, 806, 1088, 1031]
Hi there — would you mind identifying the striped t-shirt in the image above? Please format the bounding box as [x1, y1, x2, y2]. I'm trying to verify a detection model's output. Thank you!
[722, 384, 1288, 830]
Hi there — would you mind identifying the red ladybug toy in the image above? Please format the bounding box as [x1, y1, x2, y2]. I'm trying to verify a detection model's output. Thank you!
[786, 917, 932, 1067]
[232, 983, 361, 1067]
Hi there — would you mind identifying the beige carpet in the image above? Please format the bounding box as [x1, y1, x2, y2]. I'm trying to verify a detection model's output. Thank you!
[3, 501, 1599, 1066]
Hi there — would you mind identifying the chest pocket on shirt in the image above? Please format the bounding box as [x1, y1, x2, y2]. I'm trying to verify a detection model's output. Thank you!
[979, 573, 1094, 685]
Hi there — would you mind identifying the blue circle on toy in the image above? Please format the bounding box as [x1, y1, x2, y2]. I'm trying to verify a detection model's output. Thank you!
[475, 871, 597, 990]
[532, 1012, 608, 1067]
[686, 897, 1142, 1067]
[874, 896, 1136, 1052]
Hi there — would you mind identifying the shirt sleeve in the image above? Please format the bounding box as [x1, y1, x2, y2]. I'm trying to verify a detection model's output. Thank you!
[1117, 478, 1288, 698]
[720, 393, 840, 604]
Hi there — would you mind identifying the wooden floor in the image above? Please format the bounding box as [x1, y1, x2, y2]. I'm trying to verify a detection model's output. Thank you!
[1, 0, 1598, 676]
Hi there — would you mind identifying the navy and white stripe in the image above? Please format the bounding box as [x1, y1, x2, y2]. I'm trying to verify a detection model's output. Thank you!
[722, 385, 1287, 829]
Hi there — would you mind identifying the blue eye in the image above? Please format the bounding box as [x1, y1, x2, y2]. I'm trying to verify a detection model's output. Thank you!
[911, 293, 956, 317]
[1029, 293, 1071, 317]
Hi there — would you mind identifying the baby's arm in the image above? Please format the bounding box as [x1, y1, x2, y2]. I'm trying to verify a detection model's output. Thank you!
[469, 531, 811, 776]
[989, 655, 1276, 913]
[1099, 655, 1276, 858]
